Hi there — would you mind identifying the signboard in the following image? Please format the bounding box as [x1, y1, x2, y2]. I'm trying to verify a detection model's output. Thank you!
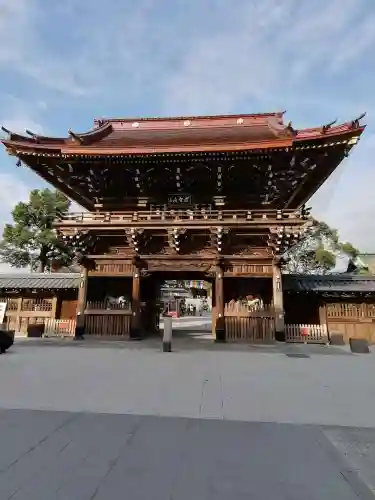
[167, 194, 192, 206]
[0, 302, 7, 324]
[56, 321, 70, 330]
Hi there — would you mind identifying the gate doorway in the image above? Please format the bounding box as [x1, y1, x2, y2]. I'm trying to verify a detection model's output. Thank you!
[140, 272, 214, 340]
[82, 273, 276, 342]
[139, 273, 275, 343]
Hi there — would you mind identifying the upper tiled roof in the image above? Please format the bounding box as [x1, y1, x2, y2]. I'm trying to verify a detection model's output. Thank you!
[1, 112, 365, 156]
[0, 273, 80, 290]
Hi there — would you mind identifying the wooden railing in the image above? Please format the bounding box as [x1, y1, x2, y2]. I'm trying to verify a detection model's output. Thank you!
[56, 208, 303, 225]
[21, 299, 53, 312]
[1, 297, 53, 312]
[84, 301, 132, 336]
[0, 298, 18, 311]
[224, 302, 275, 342]
[85, 300, 131, 313]
[224, 302, 274, 317]
[0, 297, 57, 335]
[326, 303, 375, 319]
[285, 324, 328, 343]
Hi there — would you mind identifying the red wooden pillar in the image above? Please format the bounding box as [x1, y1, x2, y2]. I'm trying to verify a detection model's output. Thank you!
[215, 266, 225, 342]
[130, 268, 141, 339]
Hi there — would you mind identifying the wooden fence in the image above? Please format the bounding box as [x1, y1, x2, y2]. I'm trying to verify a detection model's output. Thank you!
[84, 300, 132, 337]
[325, 303, 375, 344]
[224, 302, 275, 342]
[0, 297, 56, 335]
[285, 324, 328, 344]
[326, 303, 375, 319]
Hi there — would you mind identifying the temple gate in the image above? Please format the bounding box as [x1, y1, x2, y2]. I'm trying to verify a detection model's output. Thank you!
[1, 112, 365, 341]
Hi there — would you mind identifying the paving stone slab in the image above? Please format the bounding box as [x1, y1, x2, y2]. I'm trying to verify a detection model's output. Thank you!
[0, 411, 372, 500]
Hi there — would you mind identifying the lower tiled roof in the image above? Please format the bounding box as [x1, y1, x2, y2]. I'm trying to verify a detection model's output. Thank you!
[283, 274, 375, 293]
[0, 273, 80, 290]
[0, 272, 374, 293]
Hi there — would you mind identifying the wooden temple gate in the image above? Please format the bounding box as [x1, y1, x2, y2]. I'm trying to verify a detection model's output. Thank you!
[1, 110, 364, 342]
[74, 258, 283, 342]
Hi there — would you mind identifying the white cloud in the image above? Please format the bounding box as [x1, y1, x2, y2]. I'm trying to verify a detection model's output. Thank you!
[0, 0, 32, 65]
[0, 172, 31, 226]
[1, 0, 372, 105]
[0, 0, 90, 95]
[1, 117, 43, 136]
[162, 0, 375, 115]
[0, 96, 44, 135]
[311, 132, 375, 251]
[0, 262, 27, 273]
[0, 101, 45, 272]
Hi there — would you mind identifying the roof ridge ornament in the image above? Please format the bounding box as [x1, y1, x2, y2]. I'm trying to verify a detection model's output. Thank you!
[286, 121, 297, 136]
[321, 119, 337, 134]
[25, 129, 40, 143]
[351, 112, 366, 129]
[68, 129, 84, 144]
[1, 125, 10, 136]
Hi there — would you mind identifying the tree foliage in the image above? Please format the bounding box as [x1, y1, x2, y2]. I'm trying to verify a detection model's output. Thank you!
[0, 189, 73, 272]
[283, 219, 360, 274]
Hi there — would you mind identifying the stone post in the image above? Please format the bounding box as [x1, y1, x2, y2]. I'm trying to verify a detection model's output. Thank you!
[272, 262, 285, 341]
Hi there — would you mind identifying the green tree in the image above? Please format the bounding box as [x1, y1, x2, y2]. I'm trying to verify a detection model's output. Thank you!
[339, 241, 359, 259]
[0, 189, 73, 272]
[283, 219, 360, 274]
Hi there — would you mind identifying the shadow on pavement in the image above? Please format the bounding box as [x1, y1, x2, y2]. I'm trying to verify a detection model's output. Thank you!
[12, 337, 352, 355]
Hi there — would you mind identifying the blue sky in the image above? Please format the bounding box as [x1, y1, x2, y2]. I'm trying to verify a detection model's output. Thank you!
[1, 0, 375, 272]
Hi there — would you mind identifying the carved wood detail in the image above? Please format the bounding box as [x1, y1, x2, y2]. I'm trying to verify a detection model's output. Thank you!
[144, 259, 214, 273]
[90, 261, 133, 275]
[225, 264, 273, 275]
[231, 246, 272, 257]
[108, 246, 133, 256]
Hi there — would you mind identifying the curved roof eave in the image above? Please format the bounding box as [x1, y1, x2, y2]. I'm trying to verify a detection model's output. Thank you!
[0, 114, 366, 157]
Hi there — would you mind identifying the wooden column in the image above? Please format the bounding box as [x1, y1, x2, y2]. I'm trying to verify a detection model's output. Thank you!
[51, 296, 58, 319]
[130, 268, 141, 340]
[15, 297, 22, 334]
[75, 266, 88, 338]
[215, 266, 225, 342]
[272, 262, 285, 341]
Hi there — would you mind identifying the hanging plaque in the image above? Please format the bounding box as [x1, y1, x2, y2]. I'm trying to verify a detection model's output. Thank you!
[167, 193, 192, 206]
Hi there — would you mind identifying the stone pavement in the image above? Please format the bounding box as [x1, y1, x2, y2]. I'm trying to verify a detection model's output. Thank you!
[0, 340, 374, 499]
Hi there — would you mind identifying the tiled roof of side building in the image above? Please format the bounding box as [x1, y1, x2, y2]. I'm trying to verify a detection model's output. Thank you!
[0, 273, 80, 290]
[283, 274, 375, 293]
[1, 272, 375, 292]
